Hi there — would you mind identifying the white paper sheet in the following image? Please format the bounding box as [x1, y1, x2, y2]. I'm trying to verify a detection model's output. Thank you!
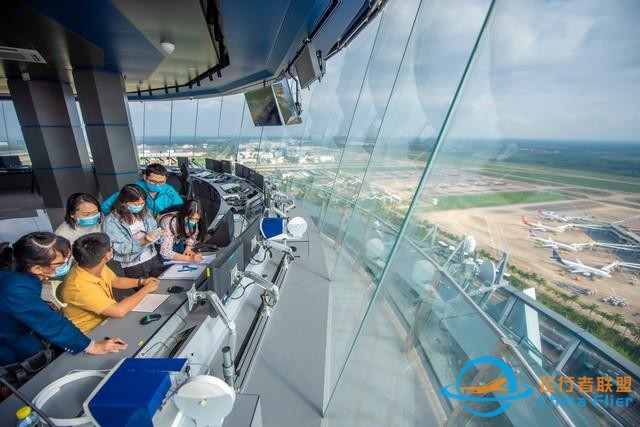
[131, 293, 170, 313]
[162, 254, 216, 266]
[159, 263, 208, 280]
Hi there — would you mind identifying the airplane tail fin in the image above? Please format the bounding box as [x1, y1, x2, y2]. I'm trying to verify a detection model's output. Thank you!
[551, 249, 563, 263]
[522, 216, 531, 226]
[528, 229, 536, 237]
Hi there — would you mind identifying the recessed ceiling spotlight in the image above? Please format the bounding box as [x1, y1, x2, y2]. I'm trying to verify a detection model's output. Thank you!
[160, 40, 175, 55]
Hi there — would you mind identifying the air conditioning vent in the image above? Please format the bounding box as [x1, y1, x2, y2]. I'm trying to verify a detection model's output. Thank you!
[0, 46, 47, 64]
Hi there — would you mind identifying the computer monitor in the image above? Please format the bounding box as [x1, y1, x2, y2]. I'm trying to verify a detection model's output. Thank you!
[252, 172, 264, 191]
[177, 157, 189, 168]
[205, 209, 235, 247]
[210, 238, 244, 300]
[205, 158, 223, 173]
[221, 160, 232, 174]
[247, 168, 256, 184]
[239, 217, 262, 269]
[235, 162, 245, 178]
[0, 155, 22, 168]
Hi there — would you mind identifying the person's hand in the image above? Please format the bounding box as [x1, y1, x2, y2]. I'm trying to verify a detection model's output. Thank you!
[86, 338, 127, 355]
[184, 246, 195, 256]
[191, 253, 203, 263]
[140, 277, 160, 292]
[144, 231, 159, 243]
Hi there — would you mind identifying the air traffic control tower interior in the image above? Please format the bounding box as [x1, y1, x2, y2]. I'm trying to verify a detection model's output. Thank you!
[1, 1, 640, 426]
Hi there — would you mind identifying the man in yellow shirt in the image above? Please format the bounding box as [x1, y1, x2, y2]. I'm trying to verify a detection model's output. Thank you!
[61, 233, 160, 333]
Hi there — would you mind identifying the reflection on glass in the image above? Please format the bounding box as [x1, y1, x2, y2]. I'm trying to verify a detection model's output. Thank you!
[0, 101, 28, 165]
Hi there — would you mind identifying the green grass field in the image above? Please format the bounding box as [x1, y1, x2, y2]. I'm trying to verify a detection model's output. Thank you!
[480, 168, 640, 192]
[429, 190, 570, 210]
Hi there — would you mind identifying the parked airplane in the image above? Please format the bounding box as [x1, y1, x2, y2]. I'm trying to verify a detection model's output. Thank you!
[538, 210, 588, 223]
[528, 231, 577, 251]
[523, 217, 572, 233]
[551, 249, 612, 278]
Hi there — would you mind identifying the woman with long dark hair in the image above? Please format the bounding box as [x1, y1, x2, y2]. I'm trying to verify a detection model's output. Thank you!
[0, 233, 126, 368]
[158, 199, 206, 263]
[102, 184, 164, 278]
[55, 193, 102, 244]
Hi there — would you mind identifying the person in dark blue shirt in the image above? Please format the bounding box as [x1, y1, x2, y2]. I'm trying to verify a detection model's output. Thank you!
[101, 163, 183, 217]
[0, 233, 127, 366]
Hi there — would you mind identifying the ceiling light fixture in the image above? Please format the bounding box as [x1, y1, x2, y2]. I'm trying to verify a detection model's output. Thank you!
[160, 40, 175, 55]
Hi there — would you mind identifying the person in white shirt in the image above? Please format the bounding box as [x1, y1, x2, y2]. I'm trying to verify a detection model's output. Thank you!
[55, 193, 102, 244]
[102, 184, 165, 278]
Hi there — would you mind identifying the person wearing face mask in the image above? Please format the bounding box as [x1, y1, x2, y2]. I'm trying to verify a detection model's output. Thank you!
[61, 233, 160, 333]
[101, 163, 183, 217]
[158, 199, 206, 263]
[55, 193, 102, 244]
[102, 184, 165, 278]
[0, 233, 127, 371]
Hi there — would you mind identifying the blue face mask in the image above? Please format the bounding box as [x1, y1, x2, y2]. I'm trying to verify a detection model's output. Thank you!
[146, 181, 165, 192]
[127, 204, 144, 214]
[53, 258, 72, 278]
[185, 219, 197, 229]
[77, 213, 100, 227]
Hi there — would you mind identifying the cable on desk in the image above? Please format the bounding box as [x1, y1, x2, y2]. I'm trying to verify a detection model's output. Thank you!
[249, 248, 269, 265]
[138, 340, 171, 357]
[229, 281, 255, 300]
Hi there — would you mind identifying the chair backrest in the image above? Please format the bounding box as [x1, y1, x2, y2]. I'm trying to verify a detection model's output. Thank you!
[49, 280, 67, 308]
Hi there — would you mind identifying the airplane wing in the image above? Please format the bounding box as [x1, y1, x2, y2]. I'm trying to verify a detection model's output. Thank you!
[602, 262, 619, 272]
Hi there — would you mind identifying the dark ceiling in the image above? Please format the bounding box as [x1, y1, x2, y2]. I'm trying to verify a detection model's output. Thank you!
[0, 0, 377, 100]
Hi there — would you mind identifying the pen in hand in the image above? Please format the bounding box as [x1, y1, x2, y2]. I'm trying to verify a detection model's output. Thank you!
[105, 336, 126, 345]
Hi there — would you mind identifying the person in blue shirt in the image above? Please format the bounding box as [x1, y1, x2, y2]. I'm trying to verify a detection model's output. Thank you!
[0, 233, 127, 366]
[101, 163, 183, 217]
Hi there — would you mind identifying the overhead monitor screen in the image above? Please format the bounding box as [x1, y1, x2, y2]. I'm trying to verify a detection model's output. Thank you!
[273, 80, 302, 125]
[244, 86, 282, 126]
